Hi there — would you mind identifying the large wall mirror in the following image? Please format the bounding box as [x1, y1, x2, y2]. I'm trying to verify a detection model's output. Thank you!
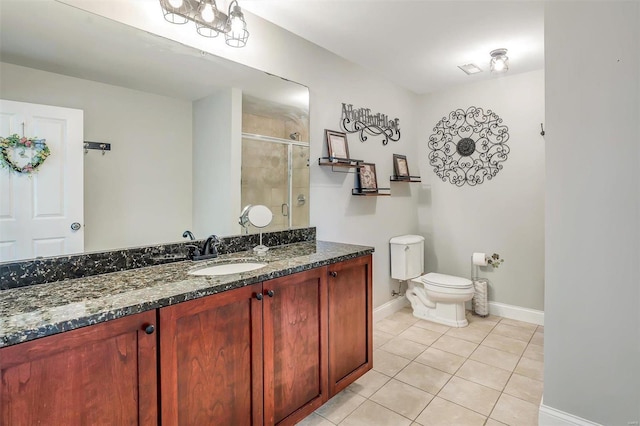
[0, 0, 310, 263]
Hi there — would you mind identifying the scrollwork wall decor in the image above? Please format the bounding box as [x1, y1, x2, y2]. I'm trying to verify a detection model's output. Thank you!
[340, 103, 400, 145]
[428, 106, 510, 186]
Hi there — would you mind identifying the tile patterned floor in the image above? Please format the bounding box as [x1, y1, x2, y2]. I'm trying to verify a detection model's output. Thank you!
[297, 308, 544, 426]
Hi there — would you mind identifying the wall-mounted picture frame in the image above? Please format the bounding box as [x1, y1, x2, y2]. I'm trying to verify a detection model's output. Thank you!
[393, 154, 410, 179]
[325, 129, 350, 161]
[358, 162, 378, 193]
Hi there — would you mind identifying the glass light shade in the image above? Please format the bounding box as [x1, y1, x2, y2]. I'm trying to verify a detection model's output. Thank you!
[489, 49, 509, 73]
[198, 0, 216, 23]
[159, 0, 189, 24]
[225, 3, 249, 47]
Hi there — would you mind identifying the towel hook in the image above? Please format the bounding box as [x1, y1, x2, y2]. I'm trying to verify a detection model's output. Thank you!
[540, 123, 545, 136]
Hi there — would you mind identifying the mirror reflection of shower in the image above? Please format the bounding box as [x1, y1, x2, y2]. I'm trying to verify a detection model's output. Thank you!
[241, 95, 310, 232]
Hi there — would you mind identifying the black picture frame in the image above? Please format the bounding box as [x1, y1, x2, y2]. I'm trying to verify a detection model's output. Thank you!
[325, 129, 350, 161]
[393, 154, 410, 179]
[357, 162, 378, 193]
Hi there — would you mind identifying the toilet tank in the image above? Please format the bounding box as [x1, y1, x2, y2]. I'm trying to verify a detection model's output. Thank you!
[390, 235, 425, 280]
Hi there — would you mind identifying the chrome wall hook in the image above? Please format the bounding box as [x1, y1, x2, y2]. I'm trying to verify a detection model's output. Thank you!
[540, 123, 545, 136]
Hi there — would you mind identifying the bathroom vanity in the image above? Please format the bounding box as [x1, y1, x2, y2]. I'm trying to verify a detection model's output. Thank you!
[0, 241, 373, 426]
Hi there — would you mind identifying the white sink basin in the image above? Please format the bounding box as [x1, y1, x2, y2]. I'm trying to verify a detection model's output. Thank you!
[189, 262, 267, 276]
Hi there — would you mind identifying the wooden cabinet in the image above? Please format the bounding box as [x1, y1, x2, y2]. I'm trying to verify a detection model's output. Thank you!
[327, 254, 373, 397]
[263, 268, 328, 425]
[159, 283, 264, 426]
[160, 268, 329, 426]
[0, 254, 372, 426]
[0, 310, 158, 426]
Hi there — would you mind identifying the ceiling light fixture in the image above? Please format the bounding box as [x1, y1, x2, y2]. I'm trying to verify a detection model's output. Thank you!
[489, 48, 509, 73]
[159, 0, 249, 47]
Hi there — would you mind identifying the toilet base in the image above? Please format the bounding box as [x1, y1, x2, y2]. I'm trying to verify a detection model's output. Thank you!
[410, 301, 469, 328]
[406, 279, 473, 328]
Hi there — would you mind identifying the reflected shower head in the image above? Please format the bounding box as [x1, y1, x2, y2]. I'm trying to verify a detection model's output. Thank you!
[289, 132, 300, 140]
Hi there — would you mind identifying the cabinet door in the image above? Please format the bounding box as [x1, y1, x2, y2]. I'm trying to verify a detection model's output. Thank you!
[327, 255, 373, 397]
[159, 283, 263, 426]
[263, 268, 328, 426]
[0, 310, 158, 426]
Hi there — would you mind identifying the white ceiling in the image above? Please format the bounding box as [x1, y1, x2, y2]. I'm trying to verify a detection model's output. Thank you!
[242, 1, 545, 94]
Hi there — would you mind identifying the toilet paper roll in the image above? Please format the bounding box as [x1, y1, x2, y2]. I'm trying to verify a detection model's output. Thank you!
[472, 252, 488, 266]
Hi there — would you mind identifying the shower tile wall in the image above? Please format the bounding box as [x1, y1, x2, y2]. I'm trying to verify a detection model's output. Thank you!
[242, 113, 309, 232]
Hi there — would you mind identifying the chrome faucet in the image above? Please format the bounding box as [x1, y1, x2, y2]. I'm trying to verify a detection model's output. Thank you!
[239, 204, 252, 234]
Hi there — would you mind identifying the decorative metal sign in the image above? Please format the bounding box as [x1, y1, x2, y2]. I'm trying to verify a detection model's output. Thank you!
[340, 103, 400, 145]
[428, 106, 510, 186]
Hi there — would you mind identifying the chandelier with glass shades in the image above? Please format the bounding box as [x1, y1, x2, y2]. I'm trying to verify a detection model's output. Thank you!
[159, 0, 249, 48]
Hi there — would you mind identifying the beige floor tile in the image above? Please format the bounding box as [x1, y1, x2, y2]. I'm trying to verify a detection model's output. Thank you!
[373, 329, 394, 348]
[414, 347, 466, 374]
[380, 337, 428, 360]
[414, 397, 486, 426]
[314, 390, 365, 424]
[537, 325, 544, 333]
[340, 400, 412, 426]
[522, 343, 544, 361]
[530, 331, 544, 346]
[346, 369, 390, 398]
[467, 321, 497, 333]
[296, 412, 335, 426]
[491, 323, 536, 342]
[375, 318, 413, 336]
[469, 346, 520, 372]
[370, 379, 434, 420]
[503, 373, 544, 404]
[431, 335, 478, 358]
[514, 357, 544, 381]
[437, 376, 500, 416]
[466, 312, 501, 325]
[455, 359, 512, 391]
[398, 326, 442, 346]
[444, 325, 491, 343]
[482, 333, 527, 356]
[485, 419, 508, 426]
[498, 318, 538, 331]
[373, 349, 412, 377]
[395, 362, 452, 394]
[414, 319, 451, 334]
[387, 309, 420, 325]
[490, 393, 539, 426]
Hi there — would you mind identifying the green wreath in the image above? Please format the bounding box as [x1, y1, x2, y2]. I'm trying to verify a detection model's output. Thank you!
[0, 134, 51, 174]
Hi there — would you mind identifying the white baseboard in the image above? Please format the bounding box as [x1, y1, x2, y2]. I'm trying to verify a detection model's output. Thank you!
[539, 403, 602, 426]
[373, 296, 410, 323]
[489, 301, 544, 326]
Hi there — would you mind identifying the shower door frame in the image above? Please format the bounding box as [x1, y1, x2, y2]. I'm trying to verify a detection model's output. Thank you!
[241, 133, 309, 229]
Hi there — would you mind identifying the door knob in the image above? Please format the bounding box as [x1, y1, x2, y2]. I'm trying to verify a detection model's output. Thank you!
[70, 222, 81, 231]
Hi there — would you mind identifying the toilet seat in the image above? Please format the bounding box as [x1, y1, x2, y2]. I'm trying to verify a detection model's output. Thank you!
[421, 272, 473, 290]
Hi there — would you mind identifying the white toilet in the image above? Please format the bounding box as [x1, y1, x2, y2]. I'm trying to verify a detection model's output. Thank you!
[390, 235, 474, 327]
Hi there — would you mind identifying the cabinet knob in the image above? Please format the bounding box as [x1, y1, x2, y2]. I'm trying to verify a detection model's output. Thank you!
[267, 289, 275, 297]
[330, 271, 338, 278]
[144, 324, 155, 334]
[255, 293, 263, 300]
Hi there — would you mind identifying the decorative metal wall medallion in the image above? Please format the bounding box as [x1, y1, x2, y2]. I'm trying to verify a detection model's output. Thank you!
[428, 106, 510, 186]
[340, 103, 400, 145]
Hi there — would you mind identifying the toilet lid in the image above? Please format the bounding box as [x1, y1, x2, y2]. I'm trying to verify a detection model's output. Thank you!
[421, 272, 473, 289]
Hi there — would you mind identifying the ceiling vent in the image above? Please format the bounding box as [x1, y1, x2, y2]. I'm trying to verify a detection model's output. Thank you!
[457, 63, 483, 75]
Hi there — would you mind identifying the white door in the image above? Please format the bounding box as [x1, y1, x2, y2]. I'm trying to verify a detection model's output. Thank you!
[0, 99, 84, 262]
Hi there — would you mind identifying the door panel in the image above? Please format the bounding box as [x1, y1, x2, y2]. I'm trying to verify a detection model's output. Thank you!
[263, 268, 328, 425]
[0, 99, 83, 261]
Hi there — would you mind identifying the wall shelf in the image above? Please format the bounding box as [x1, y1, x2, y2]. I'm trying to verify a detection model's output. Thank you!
[318, 157, 363, 173]
[351, 188, 391, 197]
[390, 175, 422, 183]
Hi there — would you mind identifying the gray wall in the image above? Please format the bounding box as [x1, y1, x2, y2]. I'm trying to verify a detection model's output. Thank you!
[544, 2, 640, 424]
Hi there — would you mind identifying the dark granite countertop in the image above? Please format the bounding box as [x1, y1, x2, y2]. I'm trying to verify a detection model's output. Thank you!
[0, 241, 373, 348]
